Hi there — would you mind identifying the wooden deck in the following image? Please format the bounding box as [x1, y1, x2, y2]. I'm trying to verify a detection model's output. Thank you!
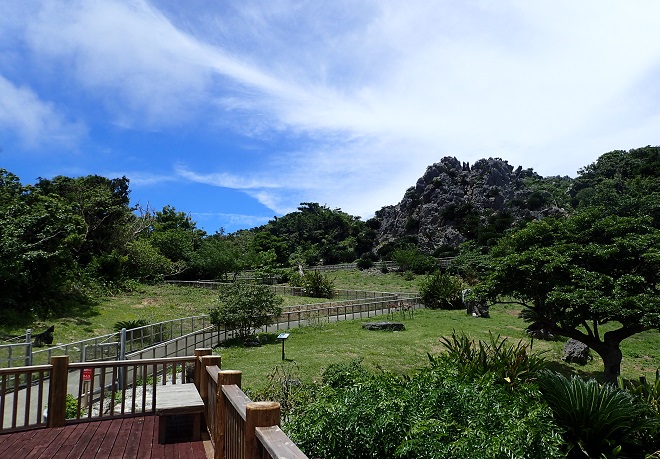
[0, 416, 211, 459]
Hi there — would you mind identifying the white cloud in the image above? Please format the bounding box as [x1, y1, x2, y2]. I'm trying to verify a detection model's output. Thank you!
[0, 75, 86, 148]
[6, 0, 660, 219]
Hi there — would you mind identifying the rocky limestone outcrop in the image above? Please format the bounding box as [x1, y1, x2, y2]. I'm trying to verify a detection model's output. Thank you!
[375, 157, 568, 253]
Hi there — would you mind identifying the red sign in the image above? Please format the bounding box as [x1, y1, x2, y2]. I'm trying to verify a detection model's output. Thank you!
[82, 368, 93, 382]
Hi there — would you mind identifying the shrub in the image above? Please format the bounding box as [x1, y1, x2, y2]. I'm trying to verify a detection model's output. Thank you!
[356, 256, 374, 270]
[392, 247, 437, 274]
[209, 282, 283, 339]
[301, 271, 335, 299]
[418, 271, 463, 309]
[113, 319, 148, 332]
[65, 394, 86, 419]
[249, 362, 314, 424]
[321, 358, 370, 388]
[286, 360, 564, 459]
[538, 371, 658, 458]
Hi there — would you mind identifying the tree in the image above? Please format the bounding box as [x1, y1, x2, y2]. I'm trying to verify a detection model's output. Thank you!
[570, 146, 660, 226]
[209, 282, 283, 339]
[0, 177, 86, 318]
[480, 209, 660, 383]
[36, 175, 133, 266]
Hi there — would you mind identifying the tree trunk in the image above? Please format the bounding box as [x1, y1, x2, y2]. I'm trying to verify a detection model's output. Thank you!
[595, 344, 623, 385]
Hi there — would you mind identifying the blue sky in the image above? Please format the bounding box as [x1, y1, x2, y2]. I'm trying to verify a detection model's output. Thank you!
[1, 1, 659, 234]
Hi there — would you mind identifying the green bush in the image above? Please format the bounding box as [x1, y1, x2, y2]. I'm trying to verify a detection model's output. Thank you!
[538, 371, 658, 458]
[356, 256, 374, 270]
[321, 358, 370, 388]
[301, 270, 335, 299]
[209, 282, 283, 339]
[287, 360, 564, 459]
[65, 394, 86, 419]
[113, 319, 148, 332]
[392, 247, 437, 274]
[418, 271, 463, 309]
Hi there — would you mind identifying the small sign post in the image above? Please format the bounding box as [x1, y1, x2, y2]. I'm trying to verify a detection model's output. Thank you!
[277, 333, 290, 360]
[82, 368, 93, 409]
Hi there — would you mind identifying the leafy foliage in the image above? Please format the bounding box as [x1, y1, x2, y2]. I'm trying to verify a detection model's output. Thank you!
[538, 371, 658, 458]
[418, 271, 463, 309]
[481, 209, 660, 383]
[286, 360, 564, 459]
[392, 246, 437, 274]
[300, 270, 336, 299]
[436, 331, 548, 388]
[209, 282, 283, 338]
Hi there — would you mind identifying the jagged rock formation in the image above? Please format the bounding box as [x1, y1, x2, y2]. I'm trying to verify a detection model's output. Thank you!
[374, 157, 569, 254]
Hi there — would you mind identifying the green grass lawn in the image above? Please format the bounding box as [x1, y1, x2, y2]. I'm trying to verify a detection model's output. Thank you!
[216, 303, 660, 394]
[2, 270, 658, 390]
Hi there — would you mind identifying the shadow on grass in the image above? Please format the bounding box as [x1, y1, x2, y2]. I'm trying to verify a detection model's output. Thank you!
[220, 332, 281, 348]
[545, 360, 604, 383]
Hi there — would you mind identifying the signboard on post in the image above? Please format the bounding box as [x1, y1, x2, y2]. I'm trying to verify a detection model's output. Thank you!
[82, 368, 93, 382]
[277, 333, 290, 360]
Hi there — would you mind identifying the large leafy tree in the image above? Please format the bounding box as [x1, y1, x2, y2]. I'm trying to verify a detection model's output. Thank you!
[481, 209, 660, 383]
[570, 145, 660, 226]
[0, 171, 86, 318]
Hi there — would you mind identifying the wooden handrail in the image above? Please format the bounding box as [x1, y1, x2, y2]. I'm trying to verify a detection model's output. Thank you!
[205, 364, 309, 459]
[1, 350, 310, 458]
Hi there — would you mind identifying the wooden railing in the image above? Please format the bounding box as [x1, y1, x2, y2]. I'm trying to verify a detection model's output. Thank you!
[0, 355, 197, 431]
[1, 350, 310, 458]
[197, 350, 308, 459]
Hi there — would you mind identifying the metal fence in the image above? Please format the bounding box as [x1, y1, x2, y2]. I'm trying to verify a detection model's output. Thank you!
[0, 316, 214, 368]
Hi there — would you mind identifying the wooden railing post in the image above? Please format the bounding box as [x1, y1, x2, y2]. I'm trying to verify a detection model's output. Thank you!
[245, 401, 280, 459]
[200, 355, 221, 405]
[194, 348, 212, 390]
[47, 355, 69, 428]
[215, 370, 242, 459]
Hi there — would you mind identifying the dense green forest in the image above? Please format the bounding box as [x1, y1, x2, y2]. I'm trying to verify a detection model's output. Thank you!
[1, 146, 659, 330]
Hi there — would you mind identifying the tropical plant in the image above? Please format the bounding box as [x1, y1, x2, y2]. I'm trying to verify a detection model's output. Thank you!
[301, 270, 335, 299]
[436, 331, 548, 387]
[538, 371, 658, 458]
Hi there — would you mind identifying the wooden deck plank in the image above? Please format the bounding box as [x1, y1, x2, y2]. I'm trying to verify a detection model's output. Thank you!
[0, 416, 210, 459]
[1, 429, 38, 458]
[23, 427, 63, 459]
[136, 416, 159, 459]
[122, 416, 145, 458]
[52, 423, 88, 459]
[107, 418, 132, 459]
[78, 421, 108, 459]
[67, 421, 102, 459]
[93, 418, 124, 458]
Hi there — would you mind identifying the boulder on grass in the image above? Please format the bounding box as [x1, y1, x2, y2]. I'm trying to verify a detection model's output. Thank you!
[362, 322, 405, 331]
[563, 339, 591, 365]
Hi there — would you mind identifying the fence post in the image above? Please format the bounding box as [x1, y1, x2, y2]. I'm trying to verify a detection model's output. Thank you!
[215, 370, 242, 459]
[119, 328, 126, 390]
[25, 329, 33, 366]
[194, 348, 213, 390]
[200, 354, 221, 404]
[47, 355, 69, 427]
[245, 401, 280, 459]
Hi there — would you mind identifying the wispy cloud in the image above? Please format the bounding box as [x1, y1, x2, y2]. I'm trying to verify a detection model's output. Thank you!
[4, 0, 660, 222]
[0, 75, 86, 149]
